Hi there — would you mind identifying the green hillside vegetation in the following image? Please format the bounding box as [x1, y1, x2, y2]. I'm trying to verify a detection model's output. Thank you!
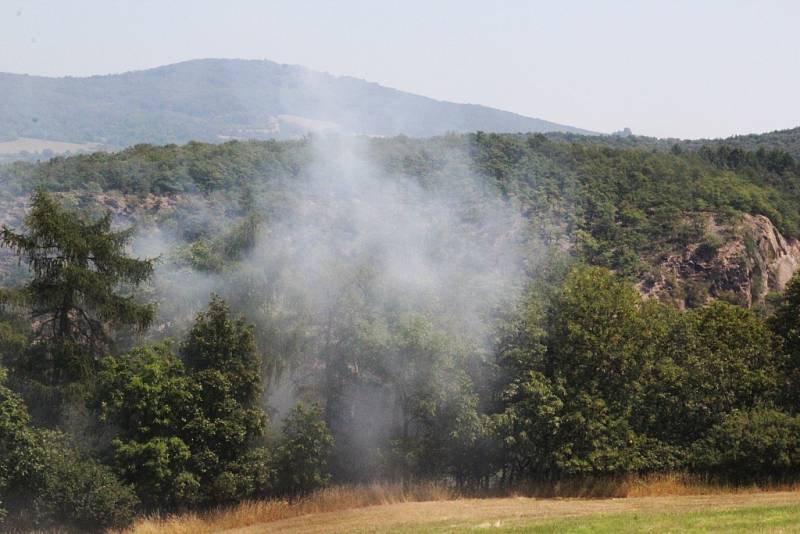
[549, 126, 800, 161]
[0, 59, 591, 148]
[3, 132, 800, 281]
[1, 134, 800, 530]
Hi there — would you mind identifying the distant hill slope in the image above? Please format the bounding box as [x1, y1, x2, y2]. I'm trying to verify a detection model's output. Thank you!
[3, 132, 800, 308]
[547, 127, 800, 161]
[677, 127, 800, 157]
[0, 58, 593, 149]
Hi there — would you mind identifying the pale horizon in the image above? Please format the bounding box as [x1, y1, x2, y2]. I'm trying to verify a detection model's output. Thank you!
[2, 0, 799, 139]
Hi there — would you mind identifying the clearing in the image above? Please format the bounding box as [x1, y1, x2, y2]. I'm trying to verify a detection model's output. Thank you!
[0, 137, 101, 155]
[218, 492, 800, 533]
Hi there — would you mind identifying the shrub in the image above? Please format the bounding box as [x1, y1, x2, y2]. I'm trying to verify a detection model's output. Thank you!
[27, 432, 138, 532]
[93, 297, 270, 510]
[1, 369, 136, 532]
[213, 447, 275, 503]
[0, 368, 37, 523]
[275, 403, 334, 496]
[692, 409, 800, 480]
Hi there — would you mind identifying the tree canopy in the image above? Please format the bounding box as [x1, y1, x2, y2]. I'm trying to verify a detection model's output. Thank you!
[1, 189, 154, 384]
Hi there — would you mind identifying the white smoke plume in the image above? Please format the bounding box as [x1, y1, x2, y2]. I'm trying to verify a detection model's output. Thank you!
[133, 133, 536, 470]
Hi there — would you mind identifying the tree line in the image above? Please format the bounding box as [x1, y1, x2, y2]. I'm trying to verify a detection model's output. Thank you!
[0, 189, 799, 531]
[0, 191, 332, 530]
[5, 132, 800, 305]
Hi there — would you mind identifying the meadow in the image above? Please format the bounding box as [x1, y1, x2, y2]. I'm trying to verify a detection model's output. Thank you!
[123, 478, 800, 534]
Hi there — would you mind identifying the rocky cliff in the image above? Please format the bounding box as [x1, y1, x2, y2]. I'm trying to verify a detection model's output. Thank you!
[2, 190, 799, 309]
[641, 213, 800, 308]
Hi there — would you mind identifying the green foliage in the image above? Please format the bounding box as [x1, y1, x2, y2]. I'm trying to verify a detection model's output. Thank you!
[683, 279, 709, 308]
[1, 138, 306, 196]
[465, 133, 800, 277]
[377, 316, 479, 480]
[25, 431, 138, 532]
[768, 271, 800, 407]
[274, 403, 333, 496]
[0, 368, 136, 531]
[0, 189, 154, 385]
[545, 266, 645, 401]
[550, 127, 800, 166]
[94, 344, 194, 442]
[4, 133, 800, 285]
[494, 369, 565, 479]
[93, 344, 199, 508]
[213, 446, 274, 502]
[112, 437, 200, 509]
[182, 294, 262, 405]
[539, 267, 663, 474]
[1, 133, 800, 524]
[94, 297, 268, 509]
[693, 409, 800, 480]
[498, 266, 642, 478]
[177, 206, 263, 273]
[660, 302, 778, 443]
[496, 265, 782, 482]
[0, 368, 37, 521]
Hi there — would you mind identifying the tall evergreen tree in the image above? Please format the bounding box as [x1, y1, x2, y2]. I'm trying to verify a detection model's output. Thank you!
[0, 190, 154, 384]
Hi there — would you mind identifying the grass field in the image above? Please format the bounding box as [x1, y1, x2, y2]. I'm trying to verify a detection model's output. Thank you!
[0, 137, 100, 155]
[124, 480, 800, 534]
[227, 493, 800, 533]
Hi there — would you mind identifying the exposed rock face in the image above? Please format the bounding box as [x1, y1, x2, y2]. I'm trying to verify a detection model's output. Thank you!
[750, 214, 800, 289]
[641, 214, 800, 308]
[1, 190, 797, 309]
[0, 192, 180, 227]
[0, 192, 181, 279]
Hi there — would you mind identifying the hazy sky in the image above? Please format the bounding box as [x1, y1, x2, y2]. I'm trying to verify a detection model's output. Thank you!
[2, 0, 799, 138]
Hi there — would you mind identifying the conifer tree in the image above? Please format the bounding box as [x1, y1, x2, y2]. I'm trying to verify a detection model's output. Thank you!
[0, 190, 154, 384]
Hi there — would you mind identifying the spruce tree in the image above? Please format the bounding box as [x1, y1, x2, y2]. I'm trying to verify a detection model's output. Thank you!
[1, 190, 154, 384]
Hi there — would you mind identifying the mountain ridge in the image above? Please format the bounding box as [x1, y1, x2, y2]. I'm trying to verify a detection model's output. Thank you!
[0, 58, 595, 152]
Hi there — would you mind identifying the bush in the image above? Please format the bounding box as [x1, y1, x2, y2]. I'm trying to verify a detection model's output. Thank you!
[27, 432, 138, 532]
[275, 403, 334, 496]
[112, 436, 200, 509]
[0, 368, 37, 523]
[0, 372, 136, 532]
[212, 447, 275, 503]
[692, 409, 800, 480]
[93, 297, 270, 510]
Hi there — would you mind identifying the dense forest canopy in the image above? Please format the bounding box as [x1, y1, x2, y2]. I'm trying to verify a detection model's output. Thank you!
[550, 126, 800, 162]
[1, 132, 800, 531]
[4, 131, 800, 284]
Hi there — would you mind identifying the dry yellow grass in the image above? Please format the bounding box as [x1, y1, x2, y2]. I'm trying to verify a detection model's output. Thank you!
[510, 472, 800, 499]
[240, 492, 800, 534]
[122, 482, 454, 534]
[120, 475, 800, 534]
[0, 137, 100, 155]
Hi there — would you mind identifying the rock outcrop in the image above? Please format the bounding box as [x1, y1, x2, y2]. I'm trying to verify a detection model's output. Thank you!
[641, 214, 800, 308]
[2, 190, 798, 309]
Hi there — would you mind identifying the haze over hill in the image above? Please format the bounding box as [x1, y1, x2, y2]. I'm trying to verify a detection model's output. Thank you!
[0, 58, 594, 154]
[547, 126, 800, 162]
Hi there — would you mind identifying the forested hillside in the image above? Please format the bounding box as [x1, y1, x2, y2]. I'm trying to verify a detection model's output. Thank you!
[549, 126, 800, 161]
[2, 133, 800, 531]
[3, 132, 800, 307]
[0, 59, 591, 152]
